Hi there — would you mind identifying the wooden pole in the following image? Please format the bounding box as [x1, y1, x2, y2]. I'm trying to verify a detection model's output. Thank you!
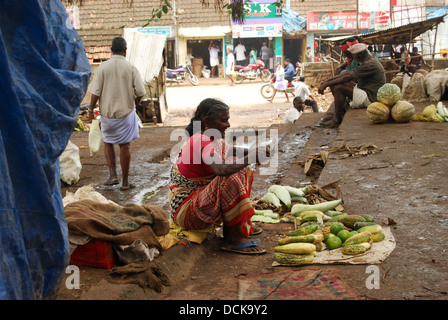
[390, 0, 393, 27]
[432, 24, 439, 70]
[356, 0, 360, 34]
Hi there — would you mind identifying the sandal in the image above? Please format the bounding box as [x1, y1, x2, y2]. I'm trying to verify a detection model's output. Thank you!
[221, 241, 266, 255]
[120, 184, 136, 191]
[103, 178, 119, 186]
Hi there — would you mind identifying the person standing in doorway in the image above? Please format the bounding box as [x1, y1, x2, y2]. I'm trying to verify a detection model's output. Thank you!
[305, 47, 313, 62]
[234, 40, 246, 66]
[260, 42, 270, 70]
[88, 36, 146, 190]
[249, 46, 257, 65]
[226, 47, 236, 86]
[208, 41, 220, 77]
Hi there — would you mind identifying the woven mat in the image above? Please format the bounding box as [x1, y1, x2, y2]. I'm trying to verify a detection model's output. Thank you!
[238, 267, 359, 300]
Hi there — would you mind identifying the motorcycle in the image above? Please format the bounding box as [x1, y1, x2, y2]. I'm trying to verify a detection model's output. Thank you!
[234, 60, 271, 84]
[260, 74, 296, 100]
[166, 64, 199, 86]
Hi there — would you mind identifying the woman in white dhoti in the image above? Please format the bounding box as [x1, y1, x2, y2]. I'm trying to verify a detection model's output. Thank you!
[268, 62, 290, 103]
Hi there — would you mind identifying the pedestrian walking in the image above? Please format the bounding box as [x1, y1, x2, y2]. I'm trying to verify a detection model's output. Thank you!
[88, 36, 146, 190]
[226, 47, 236, 86]
[268, 61, 290, 103]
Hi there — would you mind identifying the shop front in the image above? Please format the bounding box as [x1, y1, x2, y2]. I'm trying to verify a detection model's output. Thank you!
[178, 26, 230, 78]
[229, 0, 283, 71]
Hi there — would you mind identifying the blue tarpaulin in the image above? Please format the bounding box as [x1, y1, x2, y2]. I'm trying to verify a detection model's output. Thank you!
[0, 0, 91, 299]
[282, 0, 307, 34]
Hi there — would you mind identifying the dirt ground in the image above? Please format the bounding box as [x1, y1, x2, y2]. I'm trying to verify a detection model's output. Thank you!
[56, 79, 448, 302]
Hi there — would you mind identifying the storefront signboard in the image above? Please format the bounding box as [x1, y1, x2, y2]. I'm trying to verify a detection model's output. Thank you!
[135, 26, 173, 38]
[231, 0, 282, 38]
[232, 24, 282, 38]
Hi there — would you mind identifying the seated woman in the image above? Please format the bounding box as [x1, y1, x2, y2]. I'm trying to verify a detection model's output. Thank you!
[169, 98, 268, 255]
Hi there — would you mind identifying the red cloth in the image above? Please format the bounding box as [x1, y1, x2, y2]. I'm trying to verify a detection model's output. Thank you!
[70, 239, 116, 269]
[177, 133, 216, 178]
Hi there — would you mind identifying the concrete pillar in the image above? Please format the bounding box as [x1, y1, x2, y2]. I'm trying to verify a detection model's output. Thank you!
[306, 32, 315, 57]
[274, 36, 283, 66]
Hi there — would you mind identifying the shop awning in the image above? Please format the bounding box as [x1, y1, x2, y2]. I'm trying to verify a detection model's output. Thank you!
[324, 14, 447, 45]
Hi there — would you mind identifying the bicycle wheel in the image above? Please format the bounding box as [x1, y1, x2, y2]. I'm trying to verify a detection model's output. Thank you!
[260, 84, 274, 99]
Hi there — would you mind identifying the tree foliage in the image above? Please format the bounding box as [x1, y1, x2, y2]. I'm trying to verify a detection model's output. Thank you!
[143, 0, 283, 26]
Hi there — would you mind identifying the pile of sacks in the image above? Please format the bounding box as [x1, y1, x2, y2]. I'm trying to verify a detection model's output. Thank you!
[391, 69, 448, 103]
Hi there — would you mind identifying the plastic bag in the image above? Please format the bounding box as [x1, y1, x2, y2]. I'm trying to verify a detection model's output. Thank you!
[60, 140, 82, 185]
[88, 119, 102, 156]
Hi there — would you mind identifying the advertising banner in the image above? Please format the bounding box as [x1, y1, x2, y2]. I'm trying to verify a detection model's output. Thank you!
[307, 11, 391, 31]
[307, 11, 372, 31]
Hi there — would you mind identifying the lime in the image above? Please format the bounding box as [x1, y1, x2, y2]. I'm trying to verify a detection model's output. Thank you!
[337, 230, 351, 243]
[325, 234, 342, 250]
[330, 222, 344, 235]
[349, 230, 358, 237]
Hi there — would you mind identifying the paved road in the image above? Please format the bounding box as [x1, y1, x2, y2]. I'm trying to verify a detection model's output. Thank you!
[166, 77, 277, 110]
[164, 77, 294, 128]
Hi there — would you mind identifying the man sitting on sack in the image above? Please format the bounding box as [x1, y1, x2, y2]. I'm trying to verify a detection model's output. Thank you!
[317, 43, 385, 128]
